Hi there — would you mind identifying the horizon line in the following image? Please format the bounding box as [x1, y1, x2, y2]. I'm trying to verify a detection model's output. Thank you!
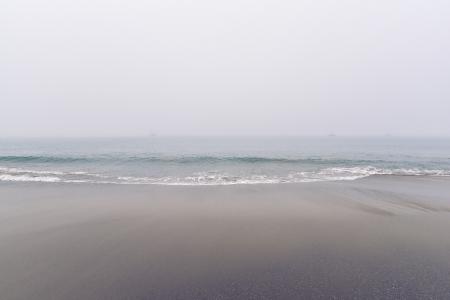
[1, 134, 450, 139]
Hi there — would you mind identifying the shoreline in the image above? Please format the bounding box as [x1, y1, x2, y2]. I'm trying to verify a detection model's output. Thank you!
[0, 173, 448, 186]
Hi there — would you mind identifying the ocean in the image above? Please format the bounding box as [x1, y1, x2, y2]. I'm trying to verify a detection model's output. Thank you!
[0, 137, 449, 185]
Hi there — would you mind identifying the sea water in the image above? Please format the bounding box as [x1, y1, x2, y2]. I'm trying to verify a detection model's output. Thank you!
[0, 137, 449, 185]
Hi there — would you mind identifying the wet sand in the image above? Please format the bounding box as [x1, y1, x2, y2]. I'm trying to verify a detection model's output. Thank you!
[0, 176, 450, 299]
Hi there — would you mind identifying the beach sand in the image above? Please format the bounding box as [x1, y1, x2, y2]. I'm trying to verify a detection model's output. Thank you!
[0, 176, 450, 299]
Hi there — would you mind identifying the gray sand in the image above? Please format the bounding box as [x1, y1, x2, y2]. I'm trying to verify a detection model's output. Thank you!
[0, 176, 450, 299]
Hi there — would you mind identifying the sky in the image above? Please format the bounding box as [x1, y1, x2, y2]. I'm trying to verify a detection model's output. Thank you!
[1, 0, 450, 137]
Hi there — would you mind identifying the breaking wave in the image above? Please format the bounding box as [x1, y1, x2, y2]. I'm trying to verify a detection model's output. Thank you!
[1, 166, 449, 185]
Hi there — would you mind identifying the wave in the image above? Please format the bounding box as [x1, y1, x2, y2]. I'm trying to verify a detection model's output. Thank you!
[1, 166, 449, 185]
[0, 154, 396, 165]
[0, 155, 88, 163]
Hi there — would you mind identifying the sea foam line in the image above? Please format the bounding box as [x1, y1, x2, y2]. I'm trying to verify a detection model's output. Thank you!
[1, 166, 449, 185]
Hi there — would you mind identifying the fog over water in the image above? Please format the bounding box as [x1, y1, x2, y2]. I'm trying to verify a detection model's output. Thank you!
[2, 0, 450, 137]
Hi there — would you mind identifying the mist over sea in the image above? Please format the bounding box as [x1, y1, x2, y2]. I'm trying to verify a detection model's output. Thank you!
[0, 137, 449, 185]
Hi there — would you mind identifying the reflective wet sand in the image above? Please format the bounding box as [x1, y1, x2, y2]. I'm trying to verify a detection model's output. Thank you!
[1, 176, 449, 299]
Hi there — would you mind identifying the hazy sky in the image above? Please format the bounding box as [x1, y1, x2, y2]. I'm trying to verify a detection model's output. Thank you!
[1, 0, 450, 137]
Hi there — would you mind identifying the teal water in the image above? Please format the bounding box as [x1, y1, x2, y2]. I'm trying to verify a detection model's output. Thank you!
[0, 137, 449, 185]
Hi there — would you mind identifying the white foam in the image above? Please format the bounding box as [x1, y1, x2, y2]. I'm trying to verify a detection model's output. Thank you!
[0, 174, 61, 182]
[1, 165, 449, 185]
[78, 168, 450, 185]
[0, 167, 65, 175]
